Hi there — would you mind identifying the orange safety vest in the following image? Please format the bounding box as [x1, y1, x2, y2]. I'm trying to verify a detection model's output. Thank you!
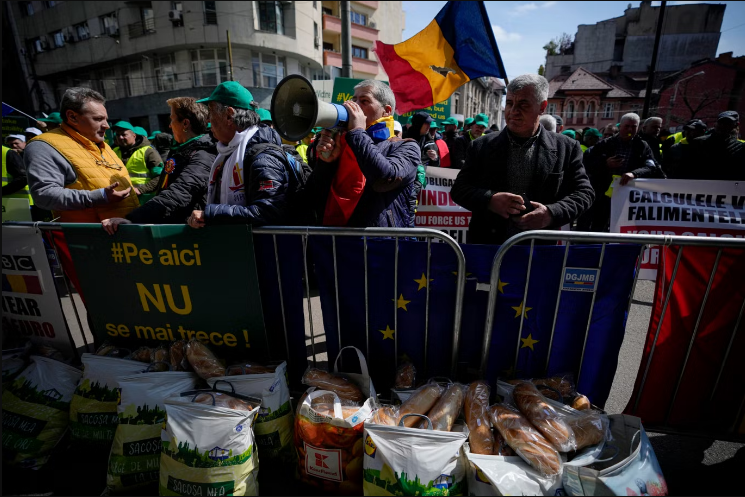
[30, 124, 139, 222]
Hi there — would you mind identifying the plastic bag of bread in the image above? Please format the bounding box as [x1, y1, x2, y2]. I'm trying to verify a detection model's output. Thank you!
[425, 383, 465, 431]
[566, 411, 608, 451]
[169, 340, 190, 372]
[185, 339, 224, 379]
[130, 346, 153, 363]
[489, 404, 562, 477]
[493, 430, 515, 456]
[331, 346, 377, 400]
[225, 362, 276, 375]
[466, 452, 564, 496]
[513, 381, 576, 452]
[302, 368, 364, 403]
[152, 345, 169, 364]
[162, 389, 260, 495]
[465, 381, 495, 454]
[571, 394, 592, 411]
[394, 362, 416, 389]
[294, 389, 374, 494]
[396, 382, 444, 428]
[369, 406, 399, 426]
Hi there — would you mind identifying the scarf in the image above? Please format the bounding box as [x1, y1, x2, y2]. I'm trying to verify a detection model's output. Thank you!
[323, 116, 395, 226]
[206, 126, 259, 206]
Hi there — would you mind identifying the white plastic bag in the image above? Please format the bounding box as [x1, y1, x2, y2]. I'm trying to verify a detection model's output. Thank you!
[362, 413, 468, 496]
[466, 452, 564, 496]
[2, 356, 82, 469]
[69, 354, 148, 446]
[207, 361, 294, 463]
[161, 389, 261, 496]
[335, 346, 377, 400]
[106, 371, 200, 493]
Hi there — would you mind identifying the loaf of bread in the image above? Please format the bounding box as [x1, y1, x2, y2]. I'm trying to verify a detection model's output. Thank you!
[130, 346, 153, 363]
[426, 384, 465, 431]
[532, 376, 575, 398]
[395, 362, 416, 389]
[302, 368, 365, 403]
[513, 381, 575, 452]
[567, 412, 607, 450]
[489, 404, 561, 476]
[153, 345, 169, 364]
[193, 392, 254, 411]
[186, 340, 225, 379]
[397, 383, 443, 428]
[571, 394, 591, 411]
[464, 381, 495, 454]
[370, 406, 398, 426]
[493, 430, 515, 456]
[169, 340, 190, 372]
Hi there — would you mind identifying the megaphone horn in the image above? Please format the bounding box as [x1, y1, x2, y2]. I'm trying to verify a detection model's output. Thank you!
[271, 74, 349, 142]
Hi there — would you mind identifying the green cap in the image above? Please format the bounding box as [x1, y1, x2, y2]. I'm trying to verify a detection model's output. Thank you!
[257, 108, 272, 122]
[473, 119, 488, 127]
[38, 112, 62, 124]
[464, 117, 475, 126]
[562, 129, 577, 139]
[476, 113, 489, 124]
[133, 126, 148, 137]
[442, 117, 458, 126]
[401, 116, 411, 125]
[585, 128, 602, 139]
[147, 130, 161, 140]
[430, 121, 439, 129]
[207, 123, 212, 129]
[312, 127, 323, 134]
[196, 81, 256, 110]
[112, 121, 135, 132]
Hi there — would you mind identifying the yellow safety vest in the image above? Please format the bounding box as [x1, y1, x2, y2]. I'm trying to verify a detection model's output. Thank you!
[295, 143, 309, 163]
[114, 145, 153, 185]
[580, 144, 588, 153]
[31, 125, 139, 222]
[2, 145, 33, 205]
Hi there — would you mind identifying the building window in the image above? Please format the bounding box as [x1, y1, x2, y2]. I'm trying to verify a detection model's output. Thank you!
[323, 42, 334, 51]
[19, 1, 34, 17]
[566, 102, 575, 119]
[586, 102, 595, 119]
[252, 52, 285, 88]
[258, 1, 284, 34]
[28, 36, 48, 55]
[170, 1, 184, 26]
[204, 1, 217, 25]
[314, 22, 319, 48]
[603, 102, 613, 119]
[75, 22, 90, 41]
[191, 49, 228, 87]
[322, 6, 333, 16]
[124, 62, 147, 97]
[547, 103, 556, 115]
[100, 68, 120, 100]
[352, 46, 368, 59]
[154, 54, 177, 92]
[52, 31, 65, 48]
[350, 11, 367, 25]
[100, 12, 119, 37]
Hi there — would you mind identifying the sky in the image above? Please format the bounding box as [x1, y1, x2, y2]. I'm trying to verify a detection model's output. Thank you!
[401, 1, 745, 81]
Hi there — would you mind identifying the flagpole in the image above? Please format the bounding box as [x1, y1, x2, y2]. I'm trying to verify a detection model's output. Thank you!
[2, 102, 38, 123]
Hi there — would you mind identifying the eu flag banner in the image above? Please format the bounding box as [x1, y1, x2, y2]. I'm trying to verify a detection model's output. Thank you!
[311, 237, 640, 406]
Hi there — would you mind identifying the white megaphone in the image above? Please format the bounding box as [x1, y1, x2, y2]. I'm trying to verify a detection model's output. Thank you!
[271, 74, 349, 142]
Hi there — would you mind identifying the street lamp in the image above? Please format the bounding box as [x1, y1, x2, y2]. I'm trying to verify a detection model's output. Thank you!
[665, 70, 705, 132]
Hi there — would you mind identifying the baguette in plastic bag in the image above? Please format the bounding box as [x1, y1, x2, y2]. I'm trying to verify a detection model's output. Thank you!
[370, 406, 399, 426]
[513, 381, 575, 452]
[397, 382, 443, 428]
[301, 367, 364, 403]
[464, 381, 495, 454]
[426, 383, 465, 431]
[567, 411, 607, 451]
[185, 340, 224, 379]
[394, 362, 416, 389]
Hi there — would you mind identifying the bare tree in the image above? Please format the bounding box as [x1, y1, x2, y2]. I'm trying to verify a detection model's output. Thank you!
[681, 79, 724, 120]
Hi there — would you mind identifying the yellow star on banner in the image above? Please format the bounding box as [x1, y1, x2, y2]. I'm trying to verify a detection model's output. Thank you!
[414, 274, 434, 291]
[497, 279, 509, 294]
[511, 301, 533, 318]
[520, 334, 539, 351]
[380, 325, 395, 340]
[391, 294, 411, 311]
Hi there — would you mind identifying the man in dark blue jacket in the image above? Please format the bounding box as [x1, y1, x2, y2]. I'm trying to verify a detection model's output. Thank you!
[187, 82, 294, 228]
[305, 79, 420, 227]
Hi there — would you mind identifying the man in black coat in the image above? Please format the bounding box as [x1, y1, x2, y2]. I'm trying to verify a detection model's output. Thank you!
[451, 74, 594, 245]
[451, 117, 487, 170]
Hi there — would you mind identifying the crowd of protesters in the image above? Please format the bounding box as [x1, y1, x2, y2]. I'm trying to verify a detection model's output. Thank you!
[3, 74, 743, 244]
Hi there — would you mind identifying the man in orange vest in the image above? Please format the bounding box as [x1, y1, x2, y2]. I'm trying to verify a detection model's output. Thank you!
[25, 87, 139, 222]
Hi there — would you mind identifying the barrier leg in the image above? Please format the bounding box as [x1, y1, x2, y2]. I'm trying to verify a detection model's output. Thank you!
[273, 234, 290, 362]
[577, 243, 607, 385]
[302, 234, 317, 367]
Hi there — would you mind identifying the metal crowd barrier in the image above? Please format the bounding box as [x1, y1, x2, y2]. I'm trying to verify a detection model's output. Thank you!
[480, 230, 745, 437]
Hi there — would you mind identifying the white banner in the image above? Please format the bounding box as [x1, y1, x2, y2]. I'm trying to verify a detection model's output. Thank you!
[610, 179, 745, 279]
[416, 167, 471, 243]
[2, 226, 73, 357]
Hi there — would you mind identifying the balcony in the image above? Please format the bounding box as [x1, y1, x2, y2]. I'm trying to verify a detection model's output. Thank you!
[352, 0, 378, 8]
[323, 50, 379, 75]
[128, 18, 155, 38]
[322, 14, 379, 42]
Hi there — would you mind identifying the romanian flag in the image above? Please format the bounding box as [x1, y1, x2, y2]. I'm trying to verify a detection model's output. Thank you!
[374, 1, 507, 114]
[2, 274, 43, 294]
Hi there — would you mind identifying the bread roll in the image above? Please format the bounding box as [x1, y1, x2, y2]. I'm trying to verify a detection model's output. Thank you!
[513, 381, 575, 452]
[489, 404, 561, 476]
[153, 345, 169, 363]
[427, 384, 465, 432]
[464, 381, 495, 455]
[302, 368, 364, 403]
[567, 412, 606, 450]
[186, 340, 225, 379]
[131, 346, 153, 363]
[371, 406, 398, 426]
[395, 362, 416, 389]
[169, 340, 190, 372]
[571, 394, 591, 411]
[533, 376, 575, 398]
[397, 383, 442, 428]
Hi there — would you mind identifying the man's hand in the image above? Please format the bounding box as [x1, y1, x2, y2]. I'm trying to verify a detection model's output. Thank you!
[187, 210, 206, 229]
[101, 217, 131, 235]
[105, 181, 132, 203]
[344, 100, 367, 131]
[426, 149, 438, 161]
[488, 192, 526, 219]
[619, 172, 635, 185]
[606, 156, 624, 170]
[515, 202, 553, 230]
[316, 130, 344, 163]
[134, 188, 141, 195]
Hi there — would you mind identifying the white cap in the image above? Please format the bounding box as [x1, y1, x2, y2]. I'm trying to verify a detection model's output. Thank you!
[393, 120, 403, 133]
[25, 127, 42, 136]
[6, 134, 26, 142]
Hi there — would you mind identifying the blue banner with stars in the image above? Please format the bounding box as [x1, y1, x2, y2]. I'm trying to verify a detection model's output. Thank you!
[310, 238, 641, 407]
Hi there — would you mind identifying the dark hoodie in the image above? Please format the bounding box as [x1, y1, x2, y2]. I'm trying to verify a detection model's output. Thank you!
[404, 112, 439, 167]
[119, 135, 164, 194]
[125, 133, 216, 224]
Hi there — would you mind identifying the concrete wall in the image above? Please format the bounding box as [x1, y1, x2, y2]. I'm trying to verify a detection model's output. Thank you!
[623, 33, 721, 73]
[373, 0, 404, 80]
[573, 20, 616, 66]
[545, 54, 573, 81]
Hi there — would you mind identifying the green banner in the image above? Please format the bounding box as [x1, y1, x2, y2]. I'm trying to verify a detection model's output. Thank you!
[2, 116, 29, 140]
[331, 77, 389, 105]
[63, 224, 267, 359]
[397, 98, 452, 124]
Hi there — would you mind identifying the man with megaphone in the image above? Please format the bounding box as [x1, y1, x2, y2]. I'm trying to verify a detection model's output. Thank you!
[303, 79, 421, 227]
